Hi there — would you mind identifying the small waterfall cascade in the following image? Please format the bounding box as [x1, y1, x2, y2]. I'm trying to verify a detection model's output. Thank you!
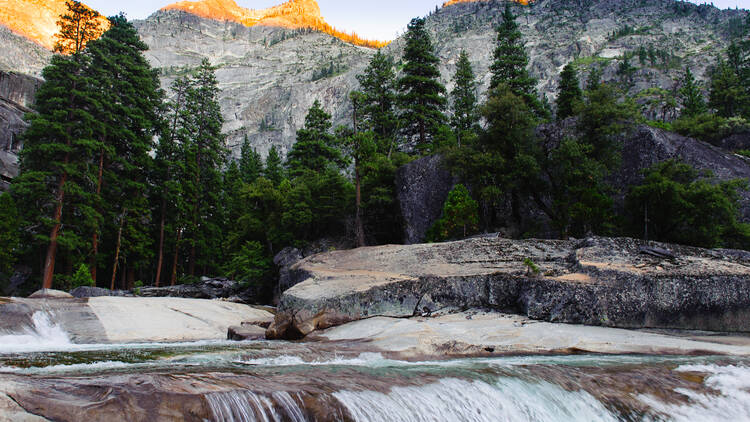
[0, 311, 72, 353]
[206, 391, 308, 422]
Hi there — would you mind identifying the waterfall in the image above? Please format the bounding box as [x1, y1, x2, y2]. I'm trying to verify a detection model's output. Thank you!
[0, 311, 72, 353]
[206, 391, 307, 422]
[333, 378, 618, 422]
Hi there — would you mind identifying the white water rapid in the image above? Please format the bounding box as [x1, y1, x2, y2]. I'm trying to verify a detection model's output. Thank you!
[0, 311, 72, 353]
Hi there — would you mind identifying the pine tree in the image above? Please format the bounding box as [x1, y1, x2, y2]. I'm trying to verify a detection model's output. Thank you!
[356, 52, 398, 152]
[12, 55, 100, 290]
[264, 145, 284, 186]
[340, 129, 376, 247]
[85, 15, 162, 285]
[397, 18, 447, 151]
[450, 51, 478, 147]
[709, 58, 748, 118]
[155, 76, 191, 287]
[489, 4, 544, 117]
[286, 101, 347, 176]
[54, 0, 104, 55]
[239, 135, 263, 184]
[678, 67, 707, 118]
[183, 59, 227, 277]
[555, 63, 583, 120]
[0, 193, 20, 277]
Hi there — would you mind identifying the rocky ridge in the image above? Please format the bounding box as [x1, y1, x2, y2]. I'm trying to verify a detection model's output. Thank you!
[3, 0, 744, 159]
[266, 236, 750, 339]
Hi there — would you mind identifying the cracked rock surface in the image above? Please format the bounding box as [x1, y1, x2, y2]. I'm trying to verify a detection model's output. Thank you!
[266, 236, 750, 339]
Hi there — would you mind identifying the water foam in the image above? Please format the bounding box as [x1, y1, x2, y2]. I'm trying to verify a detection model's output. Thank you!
[333, 377, 618, 422]
[238, 352, 390, 367]
[0, 311, 72, 353]
[206, 390, 306, 422]
[641, 364, 750, 421]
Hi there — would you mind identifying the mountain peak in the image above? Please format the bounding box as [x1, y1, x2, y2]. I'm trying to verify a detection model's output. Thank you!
[0, 0, 108, 50]
[162, 0, 387, 48]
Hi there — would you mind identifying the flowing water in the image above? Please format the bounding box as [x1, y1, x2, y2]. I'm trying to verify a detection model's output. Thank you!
[0, 312, 749, 421]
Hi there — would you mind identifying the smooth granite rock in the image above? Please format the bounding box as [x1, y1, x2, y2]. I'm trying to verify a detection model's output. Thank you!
[267, 236, 750, 339]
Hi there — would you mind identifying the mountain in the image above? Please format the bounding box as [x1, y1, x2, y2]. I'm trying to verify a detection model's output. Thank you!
[162, 0, 387, 48]
[0, 0, 109, 50]
[0, 0, 747, 161]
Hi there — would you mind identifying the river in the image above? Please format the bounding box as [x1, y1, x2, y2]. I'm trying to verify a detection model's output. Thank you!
[0, 311, 748, 421]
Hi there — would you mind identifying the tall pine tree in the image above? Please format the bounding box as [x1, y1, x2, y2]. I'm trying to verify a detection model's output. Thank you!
[286, 101, 346, 176]
[357, 51, 398, 153]
[450, 51, 479, 147]
[490, 4, 545, 117]
[679, 67, 707, 118]
[397, 18, 447, 151]
[239, 135, 263, 184]
[555, 63, 583, 120]
[264, 145, 284, 186]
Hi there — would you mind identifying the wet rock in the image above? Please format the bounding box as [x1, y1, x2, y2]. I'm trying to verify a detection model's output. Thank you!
[28, 289, 74, 299]
[395, 155, 455, 244]
[227, 325, 266, 341]
[267, 237, 750, 339]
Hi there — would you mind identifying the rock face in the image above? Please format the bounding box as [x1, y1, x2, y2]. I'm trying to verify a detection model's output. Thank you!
[267, 236, 750, 339]
[0, 0, 744, 163]
[396, 155, 455, 244]
[0, 296, 273, 343]
[538, 122, 750, 222]
[0, 71, 41, 190]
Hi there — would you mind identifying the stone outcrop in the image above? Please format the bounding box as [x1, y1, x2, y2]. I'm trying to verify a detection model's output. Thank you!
[0, 296, 273, 343]
[396, 155, 455, 244]
[139, 277, 241, 300]
[266, 236, 750, 339]
[69, 286, 131, 298]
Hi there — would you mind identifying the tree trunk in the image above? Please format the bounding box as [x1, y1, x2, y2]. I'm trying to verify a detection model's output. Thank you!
[355, 163, 365, 247]
[154, 199, 166, 287]
[110, 209, 127, 290]
[90, 148, 104, 283]
[41, 168, 68, 290]
[170, 229, 182, 286]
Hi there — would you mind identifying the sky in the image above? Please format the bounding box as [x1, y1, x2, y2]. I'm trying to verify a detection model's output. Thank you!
[85, 0, 750, 41]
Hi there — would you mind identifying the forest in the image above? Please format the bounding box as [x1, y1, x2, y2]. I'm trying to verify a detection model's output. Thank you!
[1, 2, 749, 298]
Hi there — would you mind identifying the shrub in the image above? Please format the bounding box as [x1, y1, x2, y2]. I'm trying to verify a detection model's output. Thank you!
[70, 264, 95, 290]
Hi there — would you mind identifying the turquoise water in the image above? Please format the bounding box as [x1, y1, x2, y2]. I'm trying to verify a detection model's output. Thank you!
[0, 312, 748, 421]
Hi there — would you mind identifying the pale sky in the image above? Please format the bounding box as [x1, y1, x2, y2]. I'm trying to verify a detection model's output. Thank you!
[84, 0, 750, 40]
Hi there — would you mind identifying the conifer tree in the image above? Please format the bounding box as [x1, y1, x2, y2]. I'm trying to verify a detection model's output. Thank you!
[12, 53, 99, 290]
[286, 101, 346, 176]
[85, 15, 162, 285]
[0, 193, 20, 278]
[450, 51, 479, 146]
[710, 58, 748, 118]
[357, 52, 398, 152]
[183, 59, 227, 277]
[397, 18, 447, 151]
[239, 135, 263, 184]
[54, 0, 104, 55]
[264, 146, 284, 186]
[679, 67, 707, 118]
[155, 77, 190, 286]
[490, 4, 544, 117]
[555, 63, 583, 120]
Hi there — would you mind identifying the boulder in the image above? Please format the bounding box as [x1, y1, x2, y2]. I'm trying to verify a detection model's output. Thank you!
[227, 325, 266, 341]
[267, 236, 750, 339]
[70, 286, 131, 298]
[139, 277, 239, 300]
[28, 289, 74, 299]
[395, 155, 456, 244]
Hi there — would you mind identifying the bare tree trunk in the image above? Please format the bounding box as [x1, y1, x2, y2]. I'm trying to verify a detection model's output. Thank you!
[90, 148, 104, 283]
[154, 199, 166, 287]
[355, 164, 365, 247]
[110, 209, 127, 290]
[42, 168, 68, 290]
[170, 229, 182, 286]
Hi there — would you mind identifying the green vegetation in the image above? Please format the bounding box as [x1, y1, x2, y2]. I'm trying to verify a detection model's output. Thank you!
[4, 1, 750, 298]
[397, 17, 447, 151]
[626, 160, 750, 249]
